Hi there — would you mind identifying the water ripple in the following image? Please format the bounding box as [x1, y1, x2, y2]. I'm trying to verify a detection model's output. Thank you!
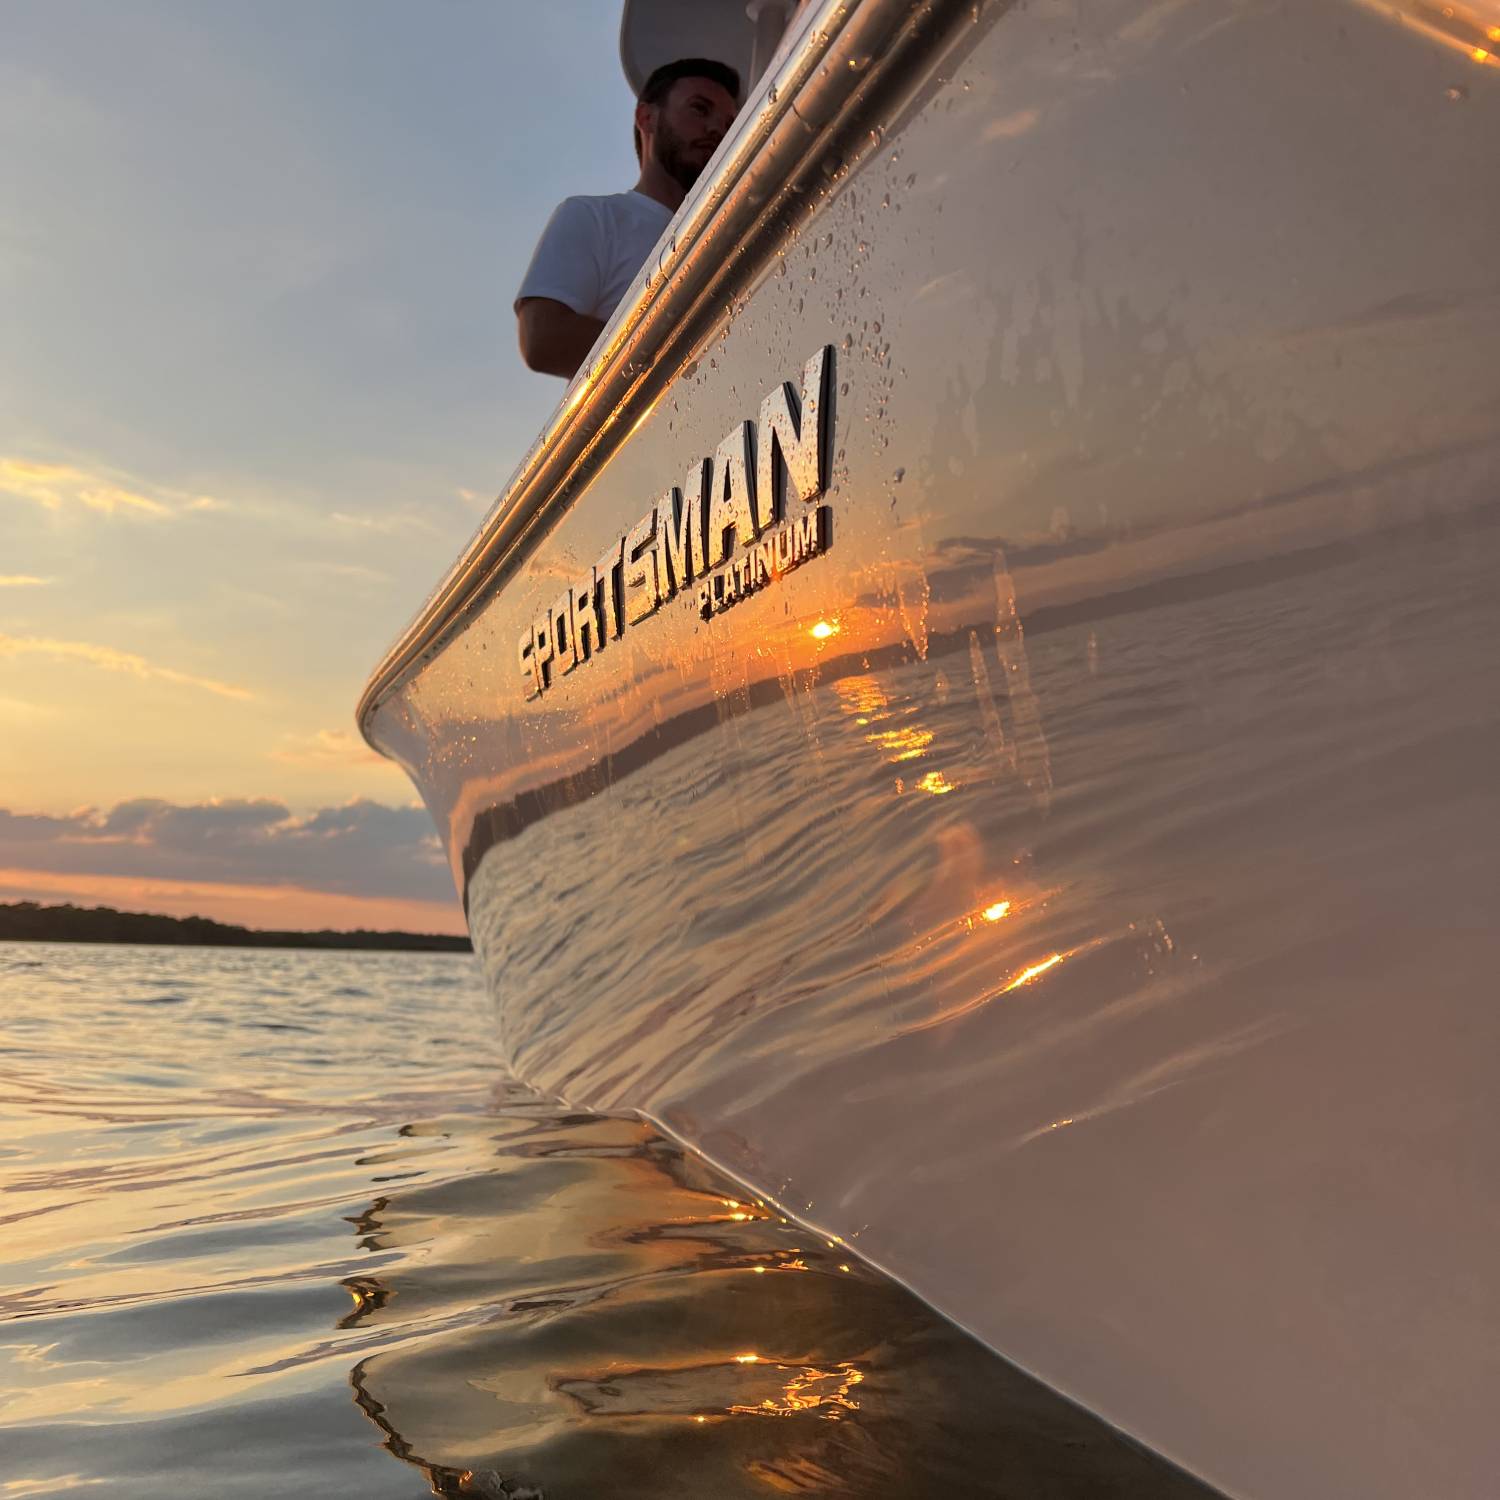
[0, 943, 1216, 1498]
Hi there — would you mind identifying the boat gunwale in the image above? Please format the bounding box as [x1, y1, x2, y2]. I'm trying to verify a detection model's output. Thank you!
[355, 0, 961, 745]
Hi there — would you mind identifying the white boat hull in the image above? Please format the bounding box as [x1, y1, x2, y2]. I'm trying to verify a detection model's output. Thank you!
[362, 1, 1500, 1492]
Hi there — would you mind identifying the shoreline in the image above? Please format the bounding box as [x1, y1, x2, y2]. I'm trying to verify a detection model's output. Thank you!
[0, 901, 471, 954]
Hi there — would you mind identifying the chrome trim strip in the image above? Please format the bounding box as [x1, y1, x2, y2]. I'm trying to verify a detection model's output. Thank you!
[356, 0, 968, 740]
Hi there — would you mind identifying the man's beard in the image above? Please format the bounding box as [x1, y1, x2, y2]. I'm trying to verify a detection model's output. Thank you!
[656, 121, 711, 191]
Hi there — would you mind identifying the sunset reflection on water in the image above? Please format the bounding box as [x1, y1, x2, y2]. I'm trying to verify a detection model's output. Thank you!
[0, 943, 1219, 1500]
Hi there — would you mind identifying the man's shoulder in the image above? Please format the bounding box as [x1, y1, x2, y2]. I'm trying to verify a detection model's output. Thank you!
[553, 191, 670, 224]
[570, 188, 667, 209]
[540, 194, 671, 261]
[519, 191, 673, 324]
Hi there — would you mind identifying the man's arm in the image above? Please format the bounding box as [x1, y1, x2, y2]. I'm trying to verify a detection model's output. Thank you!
[516, 297, 605, 380]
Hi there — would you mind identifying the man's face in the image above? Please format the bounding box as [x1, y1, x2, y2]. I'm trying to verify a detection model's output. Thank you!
[647, 77, 738, 190]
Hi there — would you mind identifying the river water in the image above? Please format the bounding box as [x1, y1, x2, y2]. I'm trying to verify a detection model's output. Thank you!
[0, 941, 1215, 1497]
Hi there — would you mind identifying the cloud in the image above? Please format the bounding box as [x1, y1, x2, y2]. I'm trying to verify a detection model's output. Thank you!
[98, 796, 287, 843]
[0, 634, 253, 701]
[0, 696, 54, 724]
[0, 575, 50, 588]
[294, 559, 391, 584]
[271, 727, 390, 769]
[0, 458, 83, 510]
[77, 484, 170, 517]
[0, 795, 451, 905]
[328, 509, 438, 536]
[0, 455, 228, 520]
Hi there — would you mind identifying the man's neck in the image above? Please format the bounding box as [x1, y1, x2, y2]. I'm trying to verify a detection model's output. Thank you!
[633, 161, 687, 213]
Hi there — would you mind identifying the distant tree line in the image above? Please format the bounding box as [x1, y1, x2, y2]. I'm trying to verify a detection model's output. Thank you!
[0, 901, 472, 953]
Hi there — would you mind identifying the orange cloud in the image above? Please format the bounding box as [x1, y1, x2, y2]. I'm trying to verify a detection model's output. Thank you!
[271, 727, 392, 769]
[0, 866, 465, 935]
[297, 560, 390, 584]
[0, 458, 88, 510]
[0, 455, 227, 519]
[76, 485, 170, 517]
[0, 696, 54, 724]
[0, 634, 252, 701]
[328, 509, 436, 535]
[0, 575, 50, 588]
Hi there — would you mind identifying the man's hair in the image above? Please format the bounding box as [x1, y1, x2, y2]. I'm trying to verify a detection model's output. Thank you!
[634, 57, 742, 162]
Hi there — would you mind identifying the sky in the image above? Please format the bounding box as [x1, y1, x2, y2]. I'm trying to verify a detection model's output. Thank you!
[1, 1, 639, 933]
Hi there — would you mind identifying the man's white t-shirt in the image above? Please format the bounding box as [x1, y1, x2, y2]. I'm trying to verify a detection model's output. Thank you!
[515, 191, 674, 323]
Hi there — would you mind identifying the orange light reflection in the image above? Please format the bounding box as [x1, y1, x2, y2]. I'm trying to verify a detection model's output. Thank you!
[1004, 953, 1065, 991]
[873, 723, 933, 762]
[1352, 0, 1500, 66]
[725, 1360, 865, 1419]
[901, 946, 1080, 1035]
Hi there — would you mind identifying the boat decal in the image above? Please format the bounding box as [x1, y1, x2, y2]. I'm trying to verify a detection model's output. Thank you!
[518, 345, 835, 700]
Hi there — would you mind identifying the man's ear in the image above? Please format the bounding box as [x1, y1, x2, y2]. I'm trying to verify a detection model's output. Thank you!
[634, 99, 656, 156]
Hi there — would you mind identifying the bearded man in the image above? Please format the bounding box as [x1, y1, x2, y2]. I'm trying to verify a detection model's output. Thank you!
[515, 58, 741, 379]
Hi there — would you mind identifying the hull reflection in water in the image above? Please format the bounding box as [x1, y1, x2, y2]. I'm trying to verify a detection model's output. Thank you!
[344, 1081, 1217, 1499]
